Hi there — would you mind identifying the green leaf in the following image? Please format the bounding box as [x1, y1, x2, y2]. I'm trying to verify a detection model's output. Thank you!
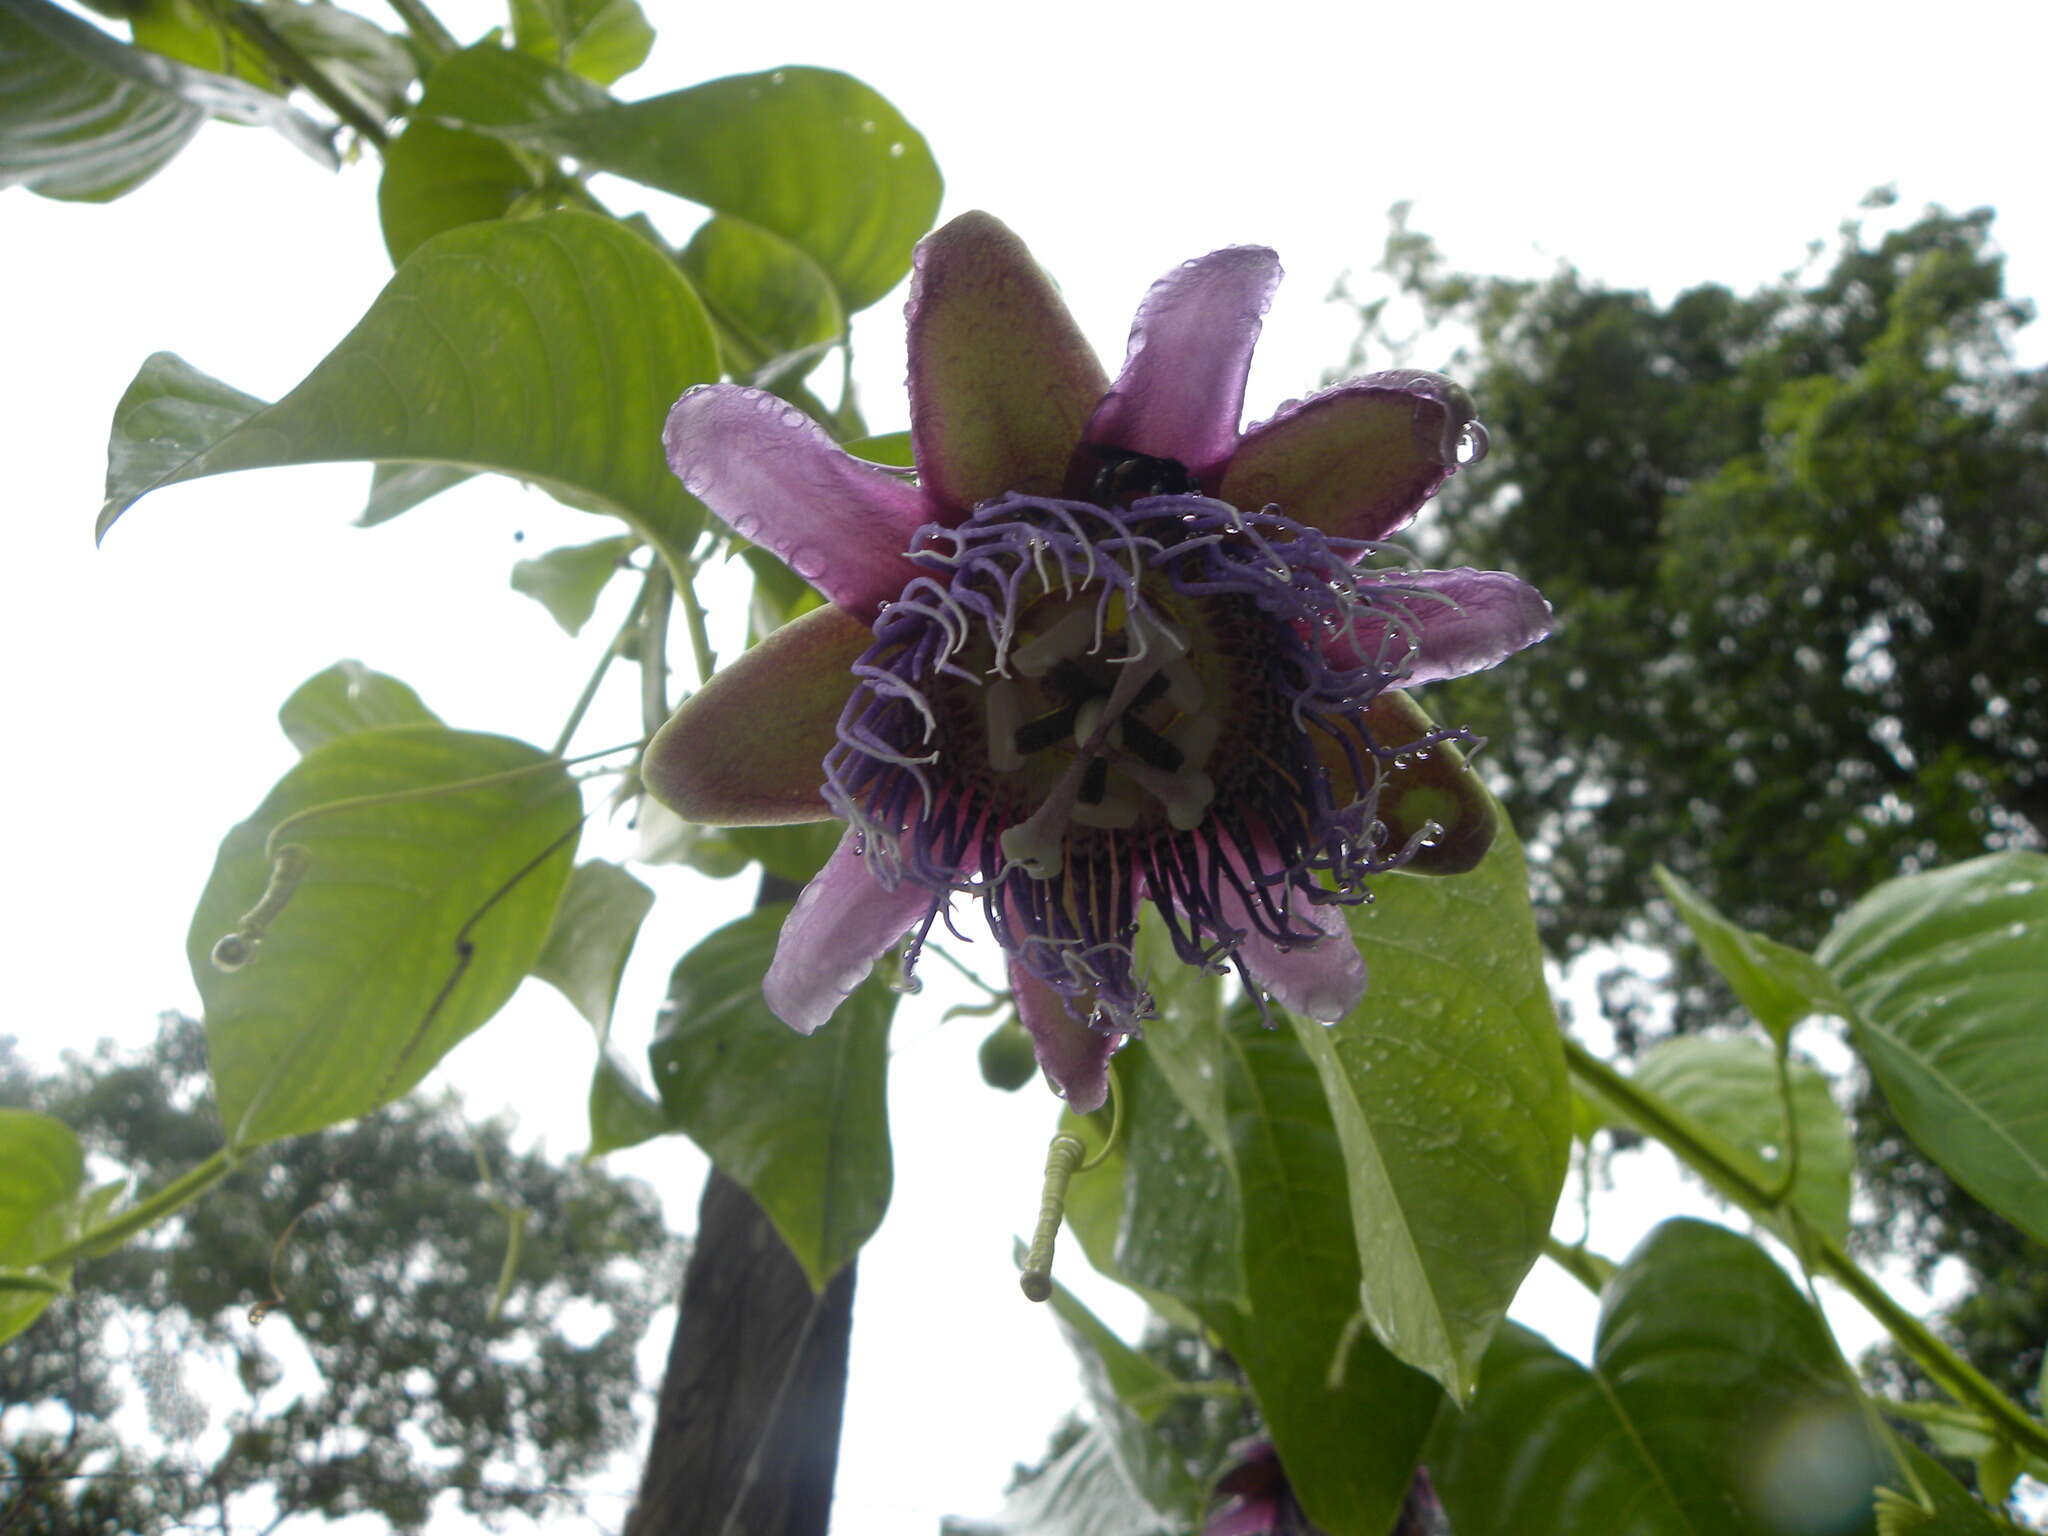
[0, 1110, 86, 1345]
[508, 0, 652, 86]
[1629, 1035, 1854, 1244]
[277, 659, 441, 753]
[1115, 1038, 1245, 1306]
[530, 861, 654, 1035]
[534, 859, 653, 1033]
[941, 1421, 1178, 1536]
[843, 430, 914, 467]
[467, 67, 943, 311]
[1818, 851, 2048, 1245]
[189, 725, 581, 1147]
[648, 904, 895, 1288]
[1429, 1219, 1888, 1535]
[98, 212, 719, 555]
[533, 860, 662, 1157]
[1193, 1021, 1444, 1536]
[1038, 1269, 1205, 1523]
[586, 1046, 667, 1158]
[1656, 866, 1848, 1045]
[680, 215, 845, 383]
[1874, 1446, 2010, 1535]
[510, 535, 635, 635]
[259, 0, 415, 122]
[376, 43, 605, 264]
[1109, 922, 1244, 1306]
[129, 0, 280, 87]
[0, 0, 333, 202]
[724, 822, 843, 887]
[360, 462, 474, 526]
[631, 797, 753, 876]
[1301, 818, 1569, 1401]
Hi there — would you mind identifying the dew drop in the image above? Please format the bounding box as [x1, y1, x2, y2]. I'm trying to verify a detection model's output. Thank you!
[211, 933, 255, 972]
[860, 118, 878, 133]
[779, 405, 807, 427]
[1456, 420, 1491, 465]
[888, 142, 906, 158]
[770, 69, 786, 84]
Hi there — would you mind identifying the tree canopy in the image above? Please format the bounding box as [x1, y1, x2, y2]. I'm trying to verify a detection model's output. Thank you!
[0, 1017, 681, 1534]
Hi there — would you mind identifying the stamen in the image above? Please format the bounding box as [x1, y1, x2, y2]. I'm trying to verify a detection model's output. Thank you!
[986, 681, 1025, 772]
[1013, 610, 1097, 676]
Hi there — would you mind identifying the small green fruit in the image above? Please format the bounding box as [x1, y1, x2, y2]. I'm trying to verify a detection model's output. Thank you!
[978, 1018, 1037, 1092]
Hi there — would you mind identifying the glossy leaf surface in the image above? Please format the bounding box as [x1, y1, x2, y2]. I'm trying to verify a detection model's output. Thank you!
[1041, 1272, 1205, 1524]
[1630, 1034, 1853, 1243]
[99, 213, 718, 554]
[1658, 866, 1847, 1045]
[470, 67, 942, 311]
[648, 904, 894, 1288]
[0, 1110, 86, 1345]
[189, 726, 580, 1147]
[534, 859, 653, 1033]
[277, 660, 441, 754]
[1194, 1022, 1444, 1536]
[679, 215, 845, 380]
[1430, 1219, 1887, 1535]
[1311, 821, 1569, 1400]
[534, 859, 665, 1158]
[0, 0, 330, 202]
[377, 43, 605, 264]
[510, 535, 636, 635]
[1819, 851, 2048, 1245]
[508, 0, 653, 85]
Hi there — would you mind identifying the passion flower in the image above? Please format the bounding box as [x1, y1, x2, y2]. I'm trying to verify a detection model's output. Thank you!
[647, 212, 1551, 1110]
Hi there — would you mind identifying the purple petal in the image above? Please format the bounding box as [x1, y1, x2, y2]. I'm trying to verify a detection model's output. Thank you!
[665, 384, 936, 622]
[1340, 568, 1555, 687]
[1202, 1499, 1281, 1536]
[643, 602, 866, 825]
[1222, 882, 1368, 1025]
[1220, 371, 1482, 541]
[1083, 246, 1281, 479]
[907, 212, 1108, 511]
[765, 827, 933, 1034]
[1008, 960, 1120, 1113]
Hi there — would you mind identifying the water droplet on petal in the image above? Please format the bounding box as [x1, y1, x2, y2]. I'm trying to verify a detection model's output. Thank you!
[1456, 420, 1490, 465]
[779, 405, 806, 427]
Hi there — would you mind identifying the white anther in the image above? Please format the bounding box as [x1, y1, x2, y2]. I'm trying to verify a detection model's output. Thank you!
[1073, 697, 1107, 749]
[1168, 712, 1222, 773]
[986, 681, 1026, 772]
[1162, 656, 1205, 714]
[999, 821, 1064, 879]
[1071, 777, 1142, 829]
[1013, 610, 1097, 676]
[1119, 762, 1216, 831]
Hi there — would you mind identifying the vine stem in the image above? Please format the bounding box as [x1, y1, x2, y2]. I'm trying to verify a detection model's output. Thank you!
[1561, 1036, 2048, 1463]
[26, 1150, 236, 1274]
[381, 0, 458, 58]
[551, 562, 654, 758]
[223, 6, 391, 147]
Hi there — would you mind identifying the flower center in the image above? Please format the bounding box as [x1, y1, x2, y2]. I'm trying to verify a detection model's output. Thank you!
[981, 589, 1220, 877]
[823, 488, 1432, 1029]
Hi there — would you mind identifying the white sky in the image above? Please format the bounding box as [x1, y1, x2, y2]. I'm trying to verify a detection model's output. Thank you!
[7, 0, 2045, 1529]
